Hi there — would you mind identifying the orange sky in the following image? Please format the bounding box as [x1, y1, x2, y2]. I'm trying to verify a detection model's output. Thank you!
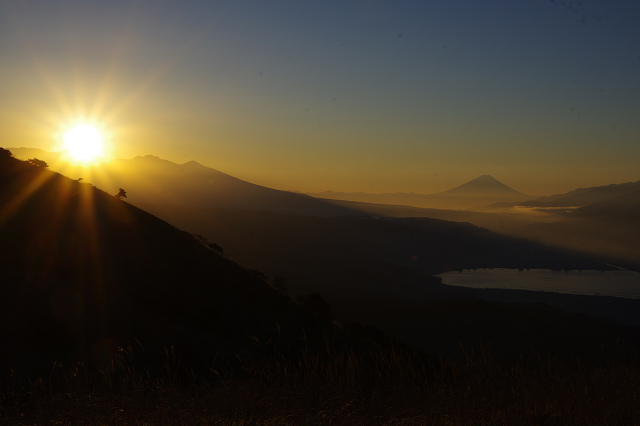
[1, 1, 639, 196]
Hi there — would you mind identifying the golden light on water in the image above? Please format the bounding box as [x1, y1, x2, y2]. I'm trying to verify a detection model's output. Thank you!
[62, 123, 105, 164]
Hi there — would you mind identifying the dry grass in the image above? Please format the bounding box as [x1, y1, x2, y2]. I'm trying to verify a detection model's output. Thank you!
[2, 342, 640, 425]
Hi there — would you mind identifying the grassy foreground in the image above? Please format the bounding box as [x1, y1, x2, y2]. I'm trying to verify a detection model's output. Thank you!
[2, 342, 640, 426]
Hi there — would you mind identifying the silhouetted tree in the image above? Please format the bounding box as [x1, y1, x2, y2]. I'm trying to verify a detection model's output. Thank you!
[27, 158, 48, 168]
[250, 269, 267, 279]
[0, 148, 13, 160]
[191, 233, 208, 245]
[115, 188, 127, 200]
[208, 242, 223, 254]
[191, 233, 225, 255]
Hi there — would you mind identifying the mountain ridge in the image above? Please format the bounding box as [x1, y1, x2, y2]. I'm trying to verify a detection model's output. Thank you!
[520, 180, 640, 208]
[7, 148, 360, 217]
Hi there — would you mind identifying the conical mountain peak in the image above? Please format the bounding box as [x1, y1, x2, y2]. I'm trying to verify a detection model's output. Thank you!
[475, 175, 499, 181]
[442, 175, 524, 196]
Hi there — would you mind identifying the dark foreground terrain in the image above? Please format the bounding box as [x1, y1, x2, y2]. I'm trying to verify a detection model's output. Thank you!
[2, 149, 640, 425]
[4, 341, 640, 425]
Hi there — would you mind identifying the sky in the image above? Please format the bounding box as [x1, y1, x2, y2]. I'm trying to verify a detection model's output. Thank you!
[1, 0, 639, 195]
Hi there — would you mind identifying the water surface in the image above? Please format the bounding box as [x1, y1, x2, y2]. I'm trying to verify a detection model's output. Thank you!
[439, 269, 640, 299]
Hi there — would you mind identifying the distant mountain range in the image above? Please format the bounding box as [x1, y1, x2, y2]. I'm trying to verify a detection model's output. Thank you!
[307, 175, 530, 209]
[519, 180, 640, 208]
[8, 148, 357, 217]
[11, 148, 534, 212]
[10, 148, 640, 223]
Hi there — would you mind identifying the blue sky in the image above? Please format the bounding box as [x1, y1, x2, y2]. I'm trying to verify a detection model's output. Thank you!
[1, 0, 639, 194]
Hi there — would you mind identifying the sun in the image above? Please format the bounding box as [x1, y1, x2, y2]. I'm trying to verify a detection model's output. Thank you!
[63, 124, 105, 164]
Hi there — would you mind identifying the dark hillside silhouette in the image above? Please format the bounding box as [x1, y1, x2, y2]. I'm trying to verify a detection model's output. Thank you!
[0, 153, 357, 378]
[573, 189, 640, 222]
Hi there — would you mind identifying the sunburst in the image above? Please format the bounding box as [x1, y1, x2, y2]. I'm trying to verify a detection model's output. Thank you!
[62, 123, 105, 164]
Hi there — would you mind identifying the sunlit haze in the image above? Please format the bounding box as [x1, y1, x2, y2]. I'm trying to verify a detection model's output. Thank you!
[1, 1, 639, 195]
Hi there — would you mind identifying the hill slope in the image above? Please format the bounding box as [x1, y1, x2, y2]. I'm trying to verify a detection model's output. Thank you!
[571, 189, 640, 222]
[515, 189, 640, 269]
[0, 152, 347, 377]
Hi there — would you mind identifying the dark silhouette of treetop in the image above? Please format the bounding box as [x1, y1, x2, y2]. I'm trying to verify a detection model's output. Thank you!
[191, 233, 224, 255]
[27, 158, 48, 168]
[0, 147, 13, 160]
[115, 188, 127, 200]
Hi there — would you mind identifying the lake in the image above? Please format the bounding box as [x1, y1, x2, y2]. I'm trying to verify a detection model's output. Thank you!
[438, 269, 640, 299]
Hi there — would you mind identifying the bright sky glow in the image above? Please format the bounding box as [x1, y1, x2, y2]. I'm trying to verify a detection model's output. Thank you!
[1, 1, 639, 194]
[63, 124, 104, 164]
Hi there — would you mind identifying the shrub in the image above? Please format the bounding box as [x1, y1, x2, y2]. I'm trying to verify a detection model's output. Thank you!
[27, 158, 48, 168]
